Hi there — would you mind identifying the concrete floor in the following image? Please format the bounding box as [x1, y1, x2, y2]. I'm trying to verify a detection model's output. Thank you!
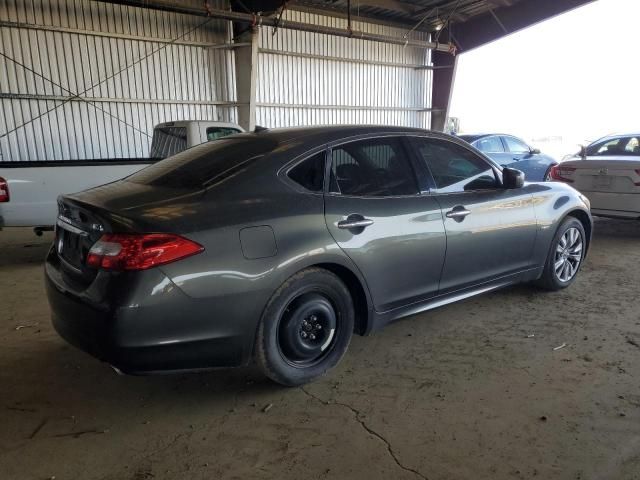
[1, 219, 639, 480]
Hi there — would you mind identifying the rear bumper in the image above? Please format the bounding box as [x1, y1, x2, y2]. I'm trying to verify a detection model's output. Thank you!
[591, 208, 640, 219]
[581, 191, 640, 218]
[45, 253, 254, 373]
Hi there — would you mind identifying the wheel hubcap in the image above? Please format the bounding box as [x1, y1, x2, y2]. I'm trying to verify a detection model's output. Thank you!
[554, 227, 583, 282]
[278, 293, 337, 366]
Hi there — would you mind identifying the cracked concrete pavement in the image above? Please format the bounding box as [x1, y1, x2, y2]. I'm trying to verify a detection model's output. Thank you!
[299, 386, 429, 480]
[1, 218, 639, 480]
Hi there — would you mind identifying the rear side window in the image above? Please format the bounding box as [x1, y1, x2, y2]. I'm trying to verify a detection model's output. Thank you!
[411, 138, 499, 193]
[149, 126, 187, 159]
[288, 152, 325, 192]
[329, 137, 419, 197]
[475, 136, 504, 153]
[128, 137, 278, 189]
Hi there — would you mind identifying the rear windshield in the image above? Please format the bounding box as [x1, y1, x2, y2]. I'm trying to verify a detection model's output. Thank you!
[206, 126, 242, 141]
[149, 126, 188, 159]
[586, 136, 640, 156]
[128, 137, 279, 188]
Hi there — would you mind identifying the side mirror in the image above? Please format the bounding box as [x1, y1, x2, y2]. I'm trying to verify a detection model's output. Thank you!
[579, 145, 587, 159]
[503, 167, 525, 189]
[530, 147, 541, 155]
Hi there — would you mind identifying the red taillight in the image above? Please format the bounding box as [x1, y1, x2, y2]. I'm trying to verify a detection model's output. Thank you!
[549, 165, 576, 183]
[0, 177, 9, 202]
[86, 233, 204, 271]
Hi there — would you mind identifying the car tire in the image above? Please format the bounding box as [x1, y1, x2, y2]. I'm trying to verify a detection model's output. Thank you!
[255, 268, 354, 386]
[535, 216, 586, 291]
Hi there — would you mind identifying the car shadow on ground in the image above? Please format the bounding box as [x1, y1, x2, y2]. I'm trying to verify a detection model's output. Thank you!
[592, 217, 640, 239]
[0, 339, 283, 413]
[0, 230, 53, 267]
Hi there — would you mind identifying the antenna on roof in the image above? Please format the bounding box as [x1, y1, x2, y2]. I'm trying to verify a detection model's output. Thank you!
[254, 125, 269, 133]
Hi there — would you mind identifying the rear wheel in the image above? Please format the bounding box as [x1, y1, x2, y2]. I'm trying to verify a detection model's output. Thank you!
[255, 268, 354, 386]
[536, 217, 586, 290]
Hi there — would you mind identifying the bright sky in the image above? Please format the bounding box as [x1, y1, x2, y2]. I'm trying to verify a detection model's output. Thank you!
[449, 0, 639, 145]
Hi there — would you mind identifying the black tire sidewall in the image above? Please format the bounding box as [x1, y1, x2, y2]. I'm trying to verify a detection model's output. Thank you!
[256, 268, 354, 386]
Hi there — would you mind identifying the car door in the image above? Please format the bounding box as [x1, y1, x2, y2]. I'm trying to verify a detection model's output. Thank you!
[502, 135, 531, 162]
[408, 136, 538, 293]
[323, 136, 447, 312]
[502, 135, 554, 181]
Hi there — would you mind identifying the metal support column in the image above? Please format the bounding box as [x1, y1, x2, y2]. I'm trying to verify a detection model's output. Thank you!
[233, 30, 258, 131]
[430, 49, 458, 132]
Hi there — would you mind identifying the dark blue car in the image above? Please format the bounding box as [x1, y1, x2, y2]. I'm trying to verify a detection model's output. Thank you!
[459, 134, 557, 182]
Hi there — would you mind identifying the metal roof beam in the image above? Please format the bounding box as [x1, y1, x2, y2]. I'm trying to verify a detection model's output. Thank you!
[449, 0, 597, 52]
[95, 0, 456, 52]
[341, 0, 421, 15]
[431, 0, 597, 132]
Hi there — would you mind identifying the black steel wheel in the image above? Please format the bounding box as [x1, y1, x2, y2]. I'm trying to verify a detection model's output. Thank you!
[278, 293, 338, 367]
[255, 268, 354, 386]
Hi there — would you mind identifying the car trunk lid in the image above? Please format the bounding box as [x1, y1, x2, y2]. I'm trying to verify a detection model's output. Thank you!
[562, 157, 640, 194]
[54, 181, 206, 288]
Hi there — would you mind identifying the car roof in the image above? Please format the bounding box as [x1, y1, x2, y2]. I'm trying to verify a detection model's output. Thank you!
[232, 125, 448, 145]
[588, 133, 640, 145]
[155, 120, 242, 129]
[458, 133, 513, 142]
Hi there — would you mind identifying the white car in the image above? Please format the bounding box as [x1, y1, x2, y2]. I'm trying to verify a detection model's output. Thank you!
[0, 121, 243, 232]
[550, 134, 640, 219]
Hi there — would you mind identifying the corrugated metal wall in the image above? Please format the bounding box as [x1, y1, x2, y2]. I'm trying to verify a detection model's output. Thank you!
[0, 2, 433, 162]
[0, 0, 236, 161]
[257, 9, 432, 129]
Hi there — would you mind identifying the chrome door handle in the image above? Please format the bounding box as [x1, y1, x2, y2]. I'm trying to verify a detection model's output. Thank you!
[337, 218, 374, 229]
[445, 208, 471, 219]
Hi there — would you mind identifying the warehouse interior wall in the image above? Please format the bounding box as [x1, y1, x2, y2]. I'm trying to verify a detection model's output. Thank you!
[255, 8, 432, 130]
[0, 0, 237, 161]
[0, 0, 435, 162]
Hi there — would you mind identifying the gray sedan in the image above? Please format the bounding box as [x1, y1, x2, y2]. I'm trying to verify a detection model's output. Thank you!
[46, 126, 592, 386]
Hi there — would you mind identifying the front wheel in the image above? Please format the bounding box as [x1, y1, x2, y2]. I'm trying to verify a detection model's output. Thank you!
[536, 217, 586, 290]
[255, 268, 354, 386]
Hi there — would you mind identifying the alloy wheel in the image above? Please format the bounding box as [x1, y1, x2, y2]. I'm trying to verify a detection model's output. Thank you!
[554, 227, 583, 282]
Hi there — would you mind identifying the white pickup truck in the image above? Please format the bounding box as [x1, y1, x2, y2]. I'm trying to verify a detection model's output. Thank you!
[0, 120, 243, 233]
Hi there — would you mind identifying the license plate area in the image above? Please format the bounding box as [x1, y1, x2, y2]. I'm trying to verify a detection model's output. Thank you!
[56, 218, 89, 271]
[593, 175, 612, 189]
[59, 229, 82, 267]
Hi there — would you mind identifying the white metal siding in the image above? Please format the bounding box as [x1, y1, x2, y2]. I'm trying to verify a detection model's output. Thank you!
[0, 0, 236, 161]
[256, 9, 432, 129]
[0, 2, 433, 162]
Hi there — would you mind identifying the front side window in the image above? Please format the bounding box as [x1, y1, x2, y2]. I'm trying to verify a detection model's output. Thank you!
[206, 127, 241, 141]
[329, 137, 419, 197]
[412, 138, 499, 193]
[287, 152, 325, 192]
[503, 136, 530, 154]
[475, 136, 504, 153]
